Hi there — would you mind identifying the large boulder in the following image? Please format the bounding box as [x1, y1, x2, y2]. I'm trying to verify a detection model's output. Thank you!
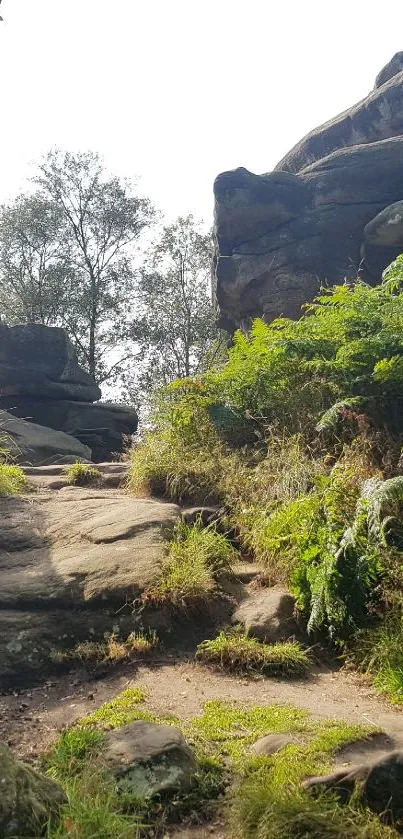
[0, 323, 101, 402]
[0, 489, 180, 686]
[103, 720, 197, 797]
[214, 57, 403, 331]
[0, 741, 66, 837]
[0, 397, 138, 462]
[0, 409, 92, 465]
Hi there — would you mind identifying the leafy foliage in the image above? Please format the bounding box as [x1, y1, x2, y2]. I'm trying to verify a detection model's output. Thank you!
[0, 150, 155, 386]
[126, 215, 224, 401]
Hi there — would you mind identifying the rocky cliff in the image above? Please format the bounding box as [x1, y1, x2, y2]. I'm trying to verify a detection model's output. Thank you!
[214, 53, 403, 331]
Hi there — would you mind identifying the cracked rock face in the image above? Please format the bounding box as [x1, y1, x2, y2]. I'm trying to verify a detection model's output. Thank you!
[214, 54, 403, 332]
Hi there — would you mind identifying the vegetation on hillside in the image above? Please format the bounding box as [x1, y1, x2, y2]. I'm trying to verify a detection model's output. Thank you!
[130, 255, 403, 700]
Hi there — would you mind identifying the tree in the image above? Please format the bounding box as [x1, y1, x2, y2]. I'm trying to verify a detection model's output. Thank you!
[0, 150, 155, 385]
[128, 215, 224, 400]
[33, 150, 155, 384]
[0, 193, 73, 325]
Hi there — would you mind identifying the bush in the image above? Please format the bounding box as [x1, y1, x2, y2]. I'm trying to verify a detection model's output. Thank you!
[0, 463, 28, 495]
[196, 632, 310, 677]
[144, 519, 238, 608]
[66, 462, 102, 486]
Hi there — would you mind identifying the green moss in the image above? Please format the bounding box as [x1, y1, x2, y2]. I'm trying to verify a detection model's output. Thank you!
[45, 685, 382, 839]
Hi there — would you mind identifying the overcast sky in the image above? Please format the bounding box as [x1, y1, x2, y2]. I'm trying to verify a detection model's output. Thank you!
[0, 0, 402, 225]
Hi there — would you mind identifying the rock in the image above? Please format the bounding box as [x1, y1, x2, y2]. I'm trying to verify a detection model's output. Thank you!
[0, 409, 92, 465]
[375, 52, 403, 88]
[304, 750, 403, 822]
[0, 740, 66, 837]
[0, 323, 100, 402]
[250, 733, 295, 756]
[0, 492, 179, 609]
[232, 586, 299, 642]
[213, 57, 403, 331]
[363, 201, 403, 247]
[0, 397, 138, 462]
[181, 507, 224, 527]
[0, 491, 180, 686]
[103, 720, 197, 797]
[363, 750, 403, 822]
[275, 68, 403, 175]
[303, 766, 361, 804]
[0, 609, 140, 689]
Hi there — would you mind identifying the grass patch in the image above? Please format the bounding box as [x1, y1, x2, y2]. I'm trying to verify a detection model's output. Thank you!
[66, 462, 102, 486]
[195, 632, 311, 677]
[78, 687, 152, 729]
[144, 519, 237, 608]
[0, 462, 28, 495]
[353, 618, 403, 704]
[233, 783, 399, 838]
[45, 685, 382, 838]
[47, 771, 143, 838]
[47, 728, 104, 780]
[50, 632, 159, 669]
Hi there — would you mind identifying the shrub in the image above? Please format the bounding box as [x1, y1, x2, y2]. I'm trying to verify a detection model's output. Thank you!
[144, 519, 238, 608]
[195, 632, 310, 677]
[0, 463, 28, 495]
[66, 462, 102, 486]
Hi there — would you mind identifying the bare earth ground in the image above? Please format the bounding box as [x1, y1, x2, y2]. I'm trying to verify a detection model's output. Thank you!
[1, 655, 402, 762]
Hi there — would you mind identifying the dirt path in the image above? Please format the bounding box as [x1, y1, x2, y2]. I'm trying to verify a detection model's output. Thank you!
[2, 468, 403, 838]
[1, 654, 402, 765]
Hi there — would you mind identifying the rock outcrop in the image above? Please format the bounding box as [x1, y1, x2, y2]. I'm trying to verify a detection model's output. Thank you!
[1, 410, 92, 465]
[231, 586, 300, 643]
[214, 54, 403, 331]
[0, 323, 138, 462]
[0, 489, 180, 687]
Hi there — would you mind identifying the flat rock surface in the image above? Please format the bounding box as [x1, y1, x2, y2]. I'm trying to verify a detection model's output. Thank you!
[0, 489, 179, 609]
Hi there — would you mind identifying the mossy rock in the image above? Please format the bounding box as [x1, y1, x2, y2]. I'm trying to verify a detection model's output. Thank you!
[0, 741, 66, 837]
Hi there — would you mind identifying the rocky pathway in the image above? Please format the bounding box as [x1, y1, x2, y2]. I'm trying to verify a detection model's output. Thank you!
[1, 466, 403, 837]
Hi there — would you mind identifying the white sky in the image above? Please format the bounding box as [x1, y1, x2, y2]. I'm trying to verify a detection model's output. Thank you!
[0, 0, 402, 226]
